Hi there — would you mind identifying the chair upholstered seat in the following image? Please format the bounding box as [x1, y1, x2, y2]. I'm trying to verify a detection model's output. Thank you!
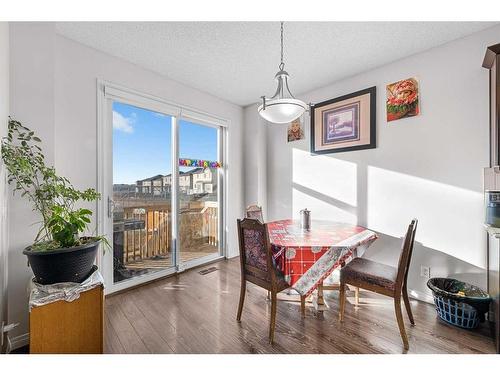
[341, 257, 398, 291]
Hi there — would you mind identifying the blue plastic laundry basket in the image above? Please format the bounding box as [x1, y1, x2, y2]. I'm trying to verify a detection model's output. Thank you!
[432, 295, 479, 329]
[427, 278, 491, 330]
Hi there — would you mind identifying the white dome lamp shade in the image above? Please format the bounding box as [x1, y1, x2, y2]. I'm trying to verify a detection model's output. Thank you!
[258, 22, 307, 124]
[258, 70, 307, 124]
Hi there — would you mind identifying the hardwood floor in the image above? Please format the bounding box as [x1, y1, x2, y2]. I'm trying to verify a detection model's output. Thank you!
[104, 258, 496, 354]
[123, 245, 219, 270]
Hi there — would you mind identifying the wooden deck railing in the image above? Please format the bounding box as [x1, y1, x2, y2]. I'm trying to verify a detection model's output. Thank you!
[203, 206, 218, 246]
[119, 204, 218, 265]
[122, 207, 170, 264]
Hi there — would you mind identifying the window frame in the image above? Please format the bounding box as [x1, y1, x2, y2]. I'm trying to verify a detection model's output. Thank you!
[97, 79, 228, 293]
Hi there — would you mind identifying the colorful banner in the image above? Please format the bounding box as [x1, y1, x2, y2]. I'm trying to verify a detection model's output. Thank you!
[179, 158, 222, 168]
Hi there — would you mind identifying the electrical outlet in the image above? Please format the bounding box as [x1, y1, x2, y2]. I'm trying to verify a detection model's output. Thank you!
[420, 265, 430, 279]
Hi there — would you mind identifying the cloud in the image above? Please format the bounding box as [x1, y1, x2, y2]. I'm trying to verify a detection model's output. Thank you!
[113, 111, 135, 133]
[153, 112, 167, 117]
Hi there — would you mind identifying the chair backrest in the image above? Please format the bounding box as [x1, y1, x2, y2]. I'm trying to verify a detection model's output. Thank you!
[245, 204, 264, 223]
[237, 218, 275, 289]
[395, 219, 418, 291]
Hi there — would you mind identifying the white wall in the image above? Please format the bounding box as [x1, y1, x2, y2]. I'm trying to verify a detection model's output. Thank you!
[245, 24, 500, 303]
[0, 22, 10, 352]
[243, 106, 268, 220]
[8, 22, 55, 346]
[8, 23, 244, 342]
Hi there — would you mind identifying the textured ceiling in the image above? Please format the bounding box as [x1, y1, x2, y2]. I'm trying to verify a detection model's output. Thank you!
[55, 22, 497, 106]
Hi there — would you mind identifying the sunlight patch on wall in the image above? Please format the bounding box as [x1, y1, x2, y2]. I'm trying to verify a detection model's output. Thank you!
[367, 166, 485, 268]
[292, 188, 357, 224]
[292, 148, 357, 207]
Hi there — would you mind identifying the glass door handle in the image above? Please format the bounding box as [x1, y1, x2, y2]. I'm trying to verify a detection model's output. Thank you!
[107, 197, 115, 218]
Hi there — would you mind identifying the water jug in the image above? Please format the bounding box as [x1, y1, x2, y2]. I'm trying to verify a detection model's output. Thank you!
[486, 190, 500, 227]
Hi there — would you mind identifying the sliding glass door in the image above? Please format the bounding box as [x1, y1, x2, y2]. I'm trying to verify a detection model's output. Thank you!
[99, 82, 225, 293]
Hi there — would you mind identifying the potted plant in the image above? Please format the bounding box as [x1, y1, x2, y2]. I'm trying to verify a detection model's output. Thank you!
[1, 118, 106, 284]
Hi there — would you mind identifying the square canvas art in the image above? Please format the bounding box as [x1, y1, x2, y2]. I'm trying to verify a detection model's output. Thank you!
[386, 77, 420, 122]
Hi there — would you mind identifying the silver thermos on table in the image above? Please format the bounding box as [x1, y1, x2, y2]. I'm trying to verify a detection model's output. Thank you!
[300, 208, 311, 230]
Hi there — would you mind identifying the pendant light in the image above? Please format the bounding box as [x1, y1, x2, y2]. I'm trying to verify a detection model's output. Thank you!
[258, 22, 307, 124]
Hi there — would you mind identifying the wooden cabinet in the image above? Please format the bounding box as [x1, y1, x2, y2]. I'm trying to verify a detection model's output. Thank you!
[29, 284, 104, 354]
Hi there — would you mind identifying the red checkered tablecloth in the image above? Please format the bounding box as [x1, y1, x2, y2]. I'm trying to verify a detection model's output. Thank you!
[268, 219, 378, 296]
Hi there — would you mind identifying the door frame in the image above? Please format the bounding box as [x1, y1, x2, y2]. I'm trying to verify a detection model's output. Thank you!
[96, 79, 228, 294]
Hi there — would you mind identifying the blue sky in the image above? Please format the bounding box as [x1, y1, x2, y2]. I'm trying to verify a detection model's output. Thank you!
[113, 102, 218, 184]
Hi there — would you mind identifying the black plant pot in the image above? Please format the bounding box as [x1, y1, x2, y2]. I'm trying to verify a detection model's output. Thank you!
[23, 239, 101, 285]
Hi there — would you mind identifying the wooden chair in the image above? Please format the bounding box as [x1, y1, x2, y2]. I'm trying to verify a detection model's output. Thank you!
[236, 218, 305, 343]
[339, 219, 418, 350]
[245, 204, 264, 223]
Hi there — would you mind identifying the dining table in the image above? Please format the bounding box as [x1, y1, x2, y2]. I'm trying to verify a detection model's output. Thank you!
[267, 219, 378, 312]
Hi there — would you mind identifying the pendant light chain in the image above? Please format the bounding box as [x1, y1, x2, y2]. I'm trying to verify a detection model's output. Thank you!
[279, 21, 284, 71]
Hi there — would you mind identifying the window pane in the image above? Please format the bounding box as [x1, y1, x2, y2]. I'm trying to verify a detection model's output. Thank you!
[178, 119, 220, 263]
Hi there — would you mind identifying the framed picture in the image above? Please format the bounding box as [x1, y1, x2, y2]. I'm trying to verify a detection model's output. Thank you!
[310, 86, 376, 154]
[287, 116, 305, 142]
[386, 77, 420, 122]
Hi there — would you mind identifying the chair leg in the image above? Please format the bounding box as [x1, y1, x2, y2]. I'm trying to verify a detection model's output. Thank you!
[394, 297, 409, 350]
[300, 295, 306, 318]
[236, 280, 246, 322]
[355, 287, 360, 306]
[269, 291, 278, 344]
[339, 282, 346, 322]
[402, 287, 415, 325]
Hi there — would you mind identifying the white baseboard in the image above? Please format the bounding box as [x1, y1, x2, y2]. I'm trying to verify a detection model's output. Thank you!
[408, 288, 434, 304]
[353, 287, 434, 305]
[8, 332, 29, 352]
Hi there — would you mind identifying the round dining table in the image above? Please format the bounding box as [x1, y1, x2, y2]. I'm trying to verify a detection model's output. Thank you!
[267, 219, 378, 311]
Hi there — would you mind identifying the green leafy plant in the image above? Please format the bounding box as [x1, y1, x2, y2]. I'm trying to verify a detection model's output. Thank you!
[1, 118, 106, 251]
